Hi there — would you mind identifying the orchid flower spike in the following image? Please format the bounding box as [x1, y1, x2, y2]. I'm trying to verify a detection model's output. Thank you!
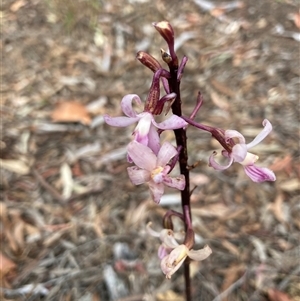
[104, 94, 188, 158]
[209, 119, 276, 182]
[127, 141, 185, 203]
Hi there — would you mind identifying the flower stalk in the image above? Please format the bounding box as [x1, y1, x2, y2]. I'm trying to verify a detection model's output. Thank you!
[154, 21, 194, 300]
[104, 20, 276, 301]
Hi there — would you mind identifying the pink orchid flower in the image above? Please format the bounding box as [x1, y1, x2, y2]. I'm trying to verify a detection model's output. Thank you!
[127, 141, 185, 203]
[104, 94, 188, 156]
[147, 222, 184, 259]
[209, 119, 276, 182]
[147, 223, 212, 279]
[161, 244, 212, 279]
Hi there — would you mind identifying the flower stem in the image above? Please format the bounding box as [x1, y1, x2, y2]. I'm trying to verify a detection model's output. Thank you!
[168, 61, 192, 301]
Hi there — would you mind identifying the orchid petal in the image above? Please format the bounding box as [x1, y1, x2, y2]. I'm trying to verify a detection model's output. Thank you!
[121, 94, 142, 117]
[209, 151, 234, 170]
[133, 113, 153, 145]
[148, 181, 165, 203]
[146, 225, 179, 259]
[151, 167, 166, 183]
[156, 141, 177, 166]
[161, 77, 170, 94]
[225, 129, 245, 144]
[158, 92, 177, 103]
[246, 119, 272, 150]
[127, 141, 157, 171]
[187, 245, 212, 261]
[231, 143, 247, 162]
[126, 153, 133, 164]
[165, 245, 188, 264]
[161, 255, 186, 279]
[104, 115, 139, 127]
[147, 125, 161, 155]
[163, 175, 185, 190]
[221, 150, 230, 158]
[146, 222, 160, 237]
[134, 131, 149, 146]
[127, 166, 150, 185]
[243, 165, 276, 182]
[240, 152, 258, 166]
[160, 230, 180, 249]
[161, 245, 188, 279]
[158, 245, 170, 259]
[153, 115, 188, 130]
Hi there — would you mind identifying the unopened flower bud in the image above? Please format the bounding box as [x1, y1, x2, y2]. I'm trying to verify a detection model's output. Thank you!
[153, 21, 175, 47]
[161, 49, 172, 64]
[153, 21, 178, 65]
[136, 51, 162, 73]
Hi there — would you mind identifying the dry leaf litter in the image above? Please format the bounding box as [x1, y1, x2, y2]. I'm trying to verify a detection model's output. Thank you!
[1, 0, 300, 300]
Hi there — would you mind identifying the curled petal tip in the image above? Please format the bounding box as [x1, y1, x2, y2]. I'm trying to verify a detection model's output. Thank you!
[246, 119, 273, 149]
[262, 119, 272, 130]
[187, 245, 212, 261]
[209, 151, 233, 170]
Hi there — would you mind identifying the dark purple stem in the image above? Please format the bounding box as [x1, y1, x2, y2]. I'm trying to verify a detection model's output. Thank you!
[183, 205, 193, 229]
[168, 57, 192, 301]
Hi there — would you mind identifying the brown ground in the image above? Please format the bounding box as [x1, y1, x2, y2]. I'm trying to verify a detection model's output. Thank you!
[1, 0, 300, 300]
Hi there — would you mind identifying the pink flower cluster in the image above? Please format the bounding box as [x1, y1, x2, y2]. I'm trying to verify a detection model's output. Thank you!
[104, 94, 187, 204]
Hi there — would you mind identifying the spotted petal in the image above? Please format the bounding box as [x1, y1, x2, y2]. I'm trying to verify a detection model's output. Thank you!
[160, 245, 188, 279]
[163, 175, 185, 190]
[127, 166, 150, 185]
[148, 181, 165, 204]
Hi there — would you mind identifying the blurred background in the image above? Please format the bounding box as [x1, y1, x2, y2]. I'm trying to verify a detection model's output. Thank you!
[1, 0, 300, 300]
